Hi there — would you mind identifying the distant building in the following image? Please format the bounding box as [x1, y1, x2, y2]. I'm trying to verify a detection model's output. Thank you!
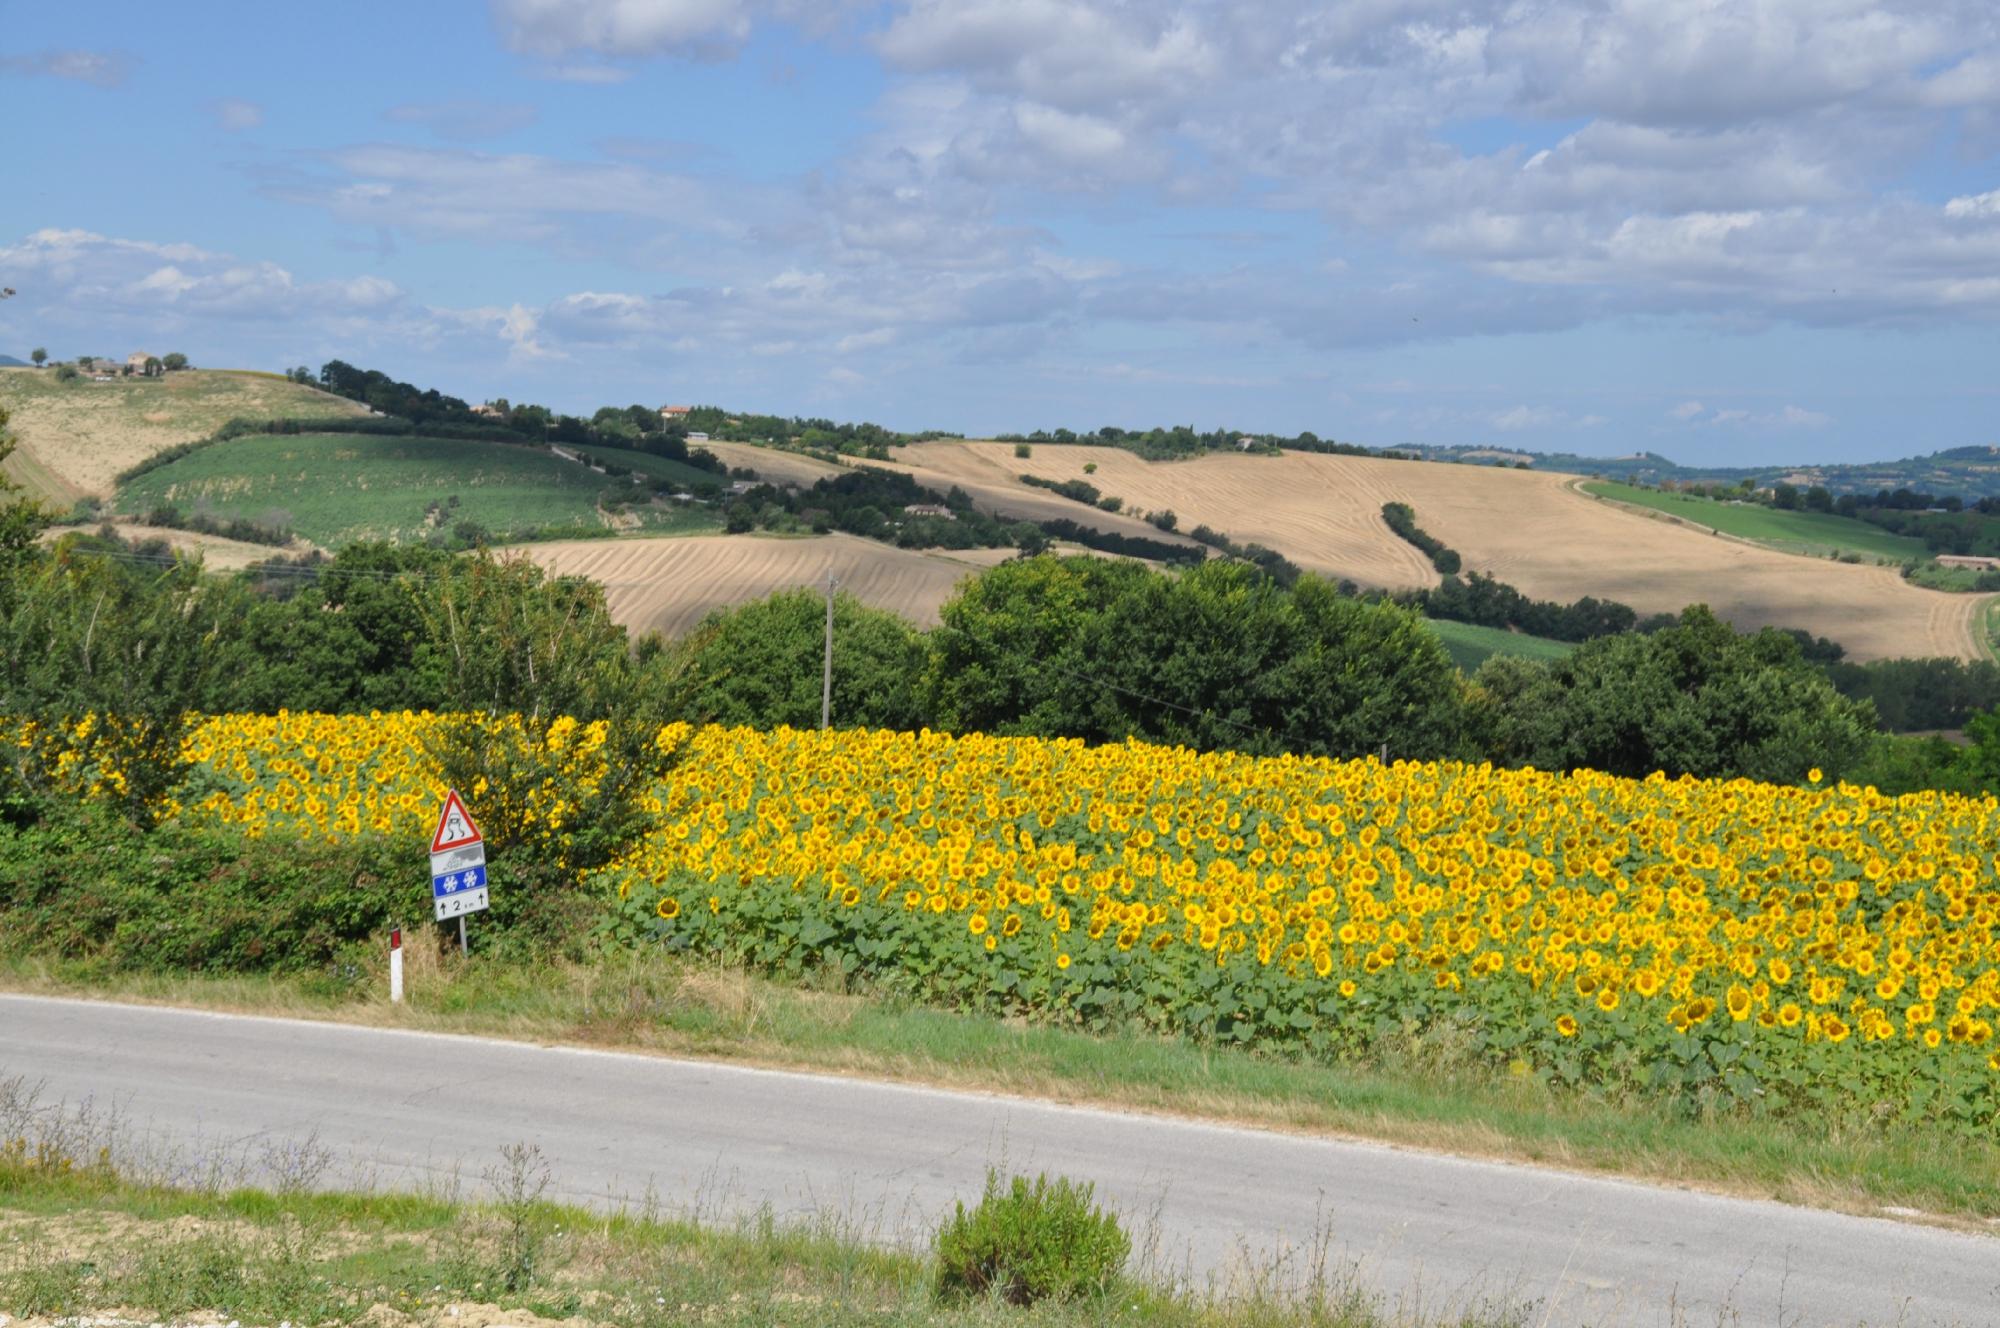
[728, 480, 759, 495]
[1236, 436, 1257, 451]
[903, 503, 955, 519]
[127, 352, 155, 373]
[1937, 555, 2000, 571]
[687, 431, 710, 442]
[470, 403, 504, 418]
[659, 405, 693, 419]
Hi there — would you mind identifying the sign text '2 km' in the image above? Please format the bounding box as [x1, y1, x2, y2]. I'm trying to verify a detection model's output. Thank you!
[430, 789, 489, 923]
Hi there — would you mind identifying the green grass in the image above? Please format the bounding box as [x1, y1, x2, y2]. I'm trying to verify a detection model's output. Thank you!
[0, 367, 367, 502]
[7, 951, 1995, 1229]
[1583, 481, 1927, 560]
[0, 1082, 1506, 1328]
[1422, 619, 1573, 672]
[569, 443, 724, 490]
[115, 433, 619, 547]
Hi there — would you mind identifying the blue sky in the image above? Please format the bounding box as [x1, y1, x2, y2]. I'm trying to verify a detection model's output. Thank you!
[5, 0, 2000, 465]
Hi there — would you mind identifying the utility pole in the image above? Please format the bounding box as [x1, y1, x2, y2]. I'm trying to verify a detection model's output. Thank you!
[821, 568, 836, 730]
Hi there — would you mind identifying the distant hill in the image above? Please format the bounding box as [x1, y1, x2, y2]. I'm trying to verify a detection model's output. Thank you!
[881, 439, 1988, 662]
[1411, 443, 2000, 501]
[0, 367, 369, 503]
[0, 356, 27, 367]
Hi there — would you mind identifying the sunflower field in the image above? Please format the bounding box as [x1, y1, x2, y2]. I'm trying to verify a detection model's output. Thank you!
[153, 714, 2000, 1128]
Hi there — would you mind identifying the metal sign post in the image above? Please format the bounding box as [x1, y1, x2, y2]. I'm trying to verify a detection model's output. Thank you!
[430, 788, 489, 950]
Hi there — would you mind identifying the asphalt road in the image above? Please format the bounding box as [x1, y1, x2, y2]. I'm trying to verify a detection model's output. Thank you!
[3, 995, 1995, 1327]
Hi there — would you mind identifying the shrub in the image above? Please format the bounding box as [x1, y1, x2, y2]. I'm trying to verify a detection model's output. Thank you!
[1013, 442, 1032, 458]
[932, 1172, 1128, 1306]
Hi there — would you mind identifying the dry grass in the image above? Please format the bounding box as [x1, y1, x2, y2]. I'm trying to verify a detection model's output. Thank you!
[696, 440, 852, 486]
[39, 522, 291, 569]
[0, 368, 368, 499]
[514, 532, 998, 636]
[892, 442, 1989, 662]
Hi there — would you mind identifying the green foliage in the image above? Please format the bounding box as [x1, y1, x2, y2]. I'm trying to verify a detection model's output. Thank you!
[0, 546, 235, 824]
[932, 1171, 1128, 1306]
[1823, 656, 2000, 733]
[1472, 607, 1877, 782]
[414, 554, 692, 874]
[677, 588, 930, 730]
[0, 802, 413, 973]
[1842, 732, 1974, 797]
[925, 557, 1471, 759]
[1013, 442, 1032, 458]
[1379, 501, 1460, 575]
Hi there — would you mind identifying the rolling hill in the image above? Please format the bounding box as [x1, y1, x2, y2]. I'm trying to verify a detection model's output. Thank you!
[885, 440, 1989, 662]
[115, 432, 715, 548]
[515, 532, 1009, 637]
[0, 368, 370, 503]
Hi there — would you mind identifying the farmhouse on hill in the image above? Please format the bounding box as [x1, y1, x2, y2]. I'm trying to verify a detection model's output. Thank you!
[1937, 554, 2000, 571]
[470, 402, 504, 418]
[659, 404, 692, 420]
[903, 502, 955, 519]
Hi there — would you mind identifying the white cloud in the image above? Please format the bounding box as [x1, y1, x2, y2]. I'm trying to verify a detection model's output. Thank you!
[0, 48, 133, 87]
[1776, 404, 1832, 427]
[493, 0, 752, 58]
[533, 63, 633, 84]
[1945, 188, 2000, 220]
[1668, 400, 1706, 420]
[208, 98, 265, 131]
[1491, 404, 1560, 431]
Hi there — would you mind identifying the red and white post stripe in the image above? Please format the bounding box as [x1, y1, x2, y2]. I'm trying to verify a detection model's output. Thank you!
[390, 927, 404, 1003]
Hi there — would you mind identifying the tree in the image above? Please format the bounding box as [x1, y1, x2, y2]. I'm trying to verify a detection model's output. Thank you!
[675, 588, 929, 731]
[1471, 606, 1875, 783]
[0, 547, 232, 826]
[925, 556, 1470, 759]
[143, 357, 164, 377]
[412, 554, 687, 877]
[52, 363, 78, 383]
[162, 352, 188, 371]
[29, 348, 45, 367]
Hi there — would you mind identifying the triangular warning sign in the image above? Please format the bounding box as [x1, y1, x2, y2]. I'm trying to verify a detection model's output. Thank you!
[430, 789, 483, 853]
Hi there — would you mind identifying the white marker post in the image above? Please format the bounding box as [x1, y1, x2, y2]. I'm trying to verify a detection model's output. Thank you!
[429, 789, 489, 955]
[389, 927, 404, 1003]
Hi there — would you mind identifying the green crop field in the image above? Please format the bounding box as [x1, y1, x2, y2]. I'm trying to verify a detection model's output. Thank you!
[0, 367, 368, 502]
[569, 442, 723, 489]
[1583, 480, 1927, 561]
[116, 433, 620, 548]
[1424, 618, 1574, 672]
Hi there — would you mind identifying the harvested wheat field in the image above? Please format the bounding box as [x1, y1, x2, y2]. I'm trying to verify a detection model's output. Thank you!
[0, 368, 368, 501]
[514, 532, 1001, 637]
[697, 440, 851, 486]
[40, 522, 290, 571]
[893, 441, 1989, 661]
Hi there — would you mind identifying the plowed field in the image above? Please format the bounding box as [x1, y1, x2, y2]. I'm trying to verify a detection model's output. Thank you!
[515, 533, 998, 637]
[891, 442, 1989, 661]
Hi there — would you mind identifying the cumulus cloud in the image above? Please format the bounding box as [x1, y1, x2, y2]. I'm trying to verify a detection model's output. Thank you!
[0, 48, 133, 87]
